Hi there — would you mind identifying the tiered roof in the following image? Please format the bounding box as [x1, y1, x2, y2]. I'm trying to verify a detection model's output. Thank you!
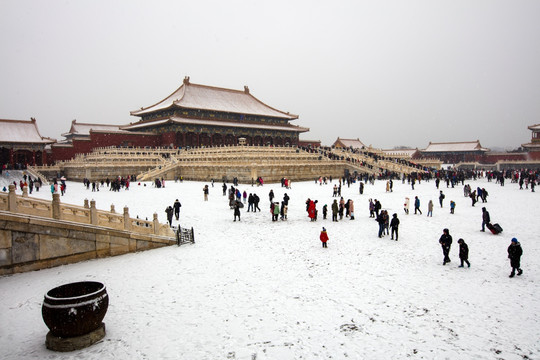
[522, 123, 540, 150]
[422, 141, 489, 153]
[0, 118, 55, 144]
[130, 77, 299, 120]
[124, 116, 308, 133]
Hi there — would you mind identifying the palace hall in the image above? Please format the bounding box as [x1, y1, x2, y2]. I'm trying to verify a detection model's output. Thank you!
[125, 76, 309, 147]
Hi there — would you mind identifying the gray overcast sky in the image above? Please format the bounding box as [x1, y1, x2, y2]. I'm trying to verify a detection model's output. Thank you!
[1, 0, 539, 150]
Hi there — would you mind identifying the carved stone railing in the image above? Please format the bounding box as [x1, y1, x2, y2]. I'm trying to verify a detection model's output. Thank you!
[0, 185, 174, 237]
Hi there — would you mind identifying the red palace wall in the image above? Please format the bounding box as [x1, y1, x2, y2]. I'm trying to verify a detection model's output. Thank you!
[51, 132, 160, 162]
[160, 132, 176, 147]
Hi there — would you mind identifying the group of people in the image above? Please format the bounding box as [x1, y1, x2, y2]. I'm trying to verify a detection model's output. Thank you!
[438, 228, 523, 277]
[165, 198, 182, 226]
[376, 210, 400, 240]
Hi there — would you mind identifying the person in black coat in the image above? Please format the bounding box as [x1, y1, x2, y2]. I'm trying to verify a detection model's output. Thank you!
[439, 228, 453, 265]
[390, 213, 400, 241]
[173, 199, 182, 220]
[165, 206, 174, 227]
[481, 207, 490, 232]
[508, 238, 523, 278]
[457, 239, 470, 268]
[233, 201, 241, 222]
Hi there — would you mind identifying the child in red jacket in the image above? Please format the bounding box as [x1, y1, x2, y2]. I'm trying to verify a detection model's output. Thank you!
[320, 227, 329, 248]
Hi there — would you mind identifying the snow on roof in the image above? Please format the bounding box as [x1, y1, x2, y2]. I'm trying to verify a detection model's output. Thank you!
[333, 138, 365, 149]
[528, 123, 540, 131]
[130, 77, 298, 120]
[122, 116, 309, 133]
[422, 141, 489, 152]
[0, 118, 55, 144]
[61, 120, 125, 137]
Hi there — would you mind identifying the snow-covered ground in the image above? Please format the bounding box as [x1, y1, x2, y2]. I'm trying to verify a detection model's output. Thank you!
[1, 176, 538, 359]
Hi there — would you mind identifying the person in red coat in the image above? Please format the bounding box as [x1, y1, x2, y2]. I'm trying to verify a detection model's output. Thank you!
[308, 200, 317, 221]
[320, 227, 329, 248]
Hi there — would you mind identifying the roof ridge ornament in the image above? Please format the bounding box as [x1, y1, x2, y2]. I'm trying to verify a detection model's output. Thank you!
[183, 76, 190, 85]
[244, 86, 249, 94]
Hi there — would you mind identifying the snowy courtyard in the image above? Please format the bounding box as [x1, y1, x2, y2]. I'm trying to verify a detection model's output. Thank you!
[1, 176, 539, 359]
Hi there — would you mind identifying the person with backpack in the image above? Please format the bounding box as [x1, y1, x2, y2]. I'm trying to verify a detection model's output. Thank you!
[439, 191, 445, 207]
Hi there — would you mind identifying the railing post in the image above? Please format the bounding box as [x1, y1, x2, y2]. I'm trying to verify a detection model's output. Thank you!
[52, 193, 61, 220]
[110, 204, 116, 213]
[90, 200, 98, 225]
[22, 186, 29, 198]
[123, 206, 131, 231]
[153, 213, 159, 234]
[8, 184, 18, 212]
[84, 199, 89, 208]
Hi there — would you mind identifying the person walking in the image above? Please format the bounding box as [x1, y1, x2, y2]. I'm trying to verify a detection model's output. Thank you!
[481, 207, 490, 232]
[457, 239, 470, 268]
[320, 227, 329, 248]
[439, 228, 452, 265]
[414, 196, 422, 215]
[404, 197, 410, 215]
[427, 200, 433, 217]
[390, 213, 400, 241]
[450, 200, 456, 214]
[173, 199, 182, 220]
[165, 205, 174, 227]
[349, 199, 355, 220]
[508, 238, 523, 278]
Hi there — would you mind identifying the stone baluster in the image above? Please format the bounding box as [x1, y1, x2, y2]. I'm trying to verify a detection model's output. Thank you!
[52, 193, 61, 220]
[8, 184, 18, 212]
[110, 204, 116, 213]
[123, 206, 131, 231]
[153, 213, 159, 234]
[90, 200, 98, 225]
[84, 199, 89, 208]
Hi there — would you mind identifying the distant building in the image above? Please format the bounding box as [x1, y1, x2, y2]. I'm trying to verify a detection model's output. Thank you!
[0, 118, 55, 168]
[419, 140, 489, 163]
[298, 139, 321, 148]
[332, 138, 365, 149]
[521, 124, 540, 152]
